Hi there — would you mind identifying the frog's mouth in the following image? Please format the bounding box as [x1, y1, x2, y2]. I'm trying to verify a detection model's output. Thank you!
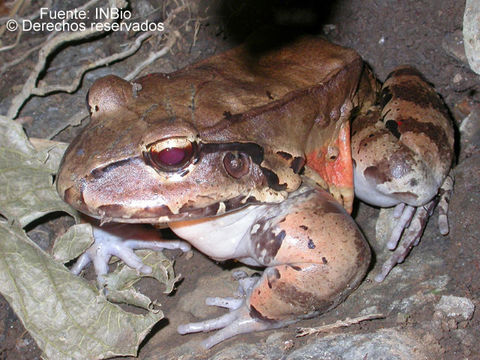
[58, 158, 260, 225]
[62, 180, 260, 225]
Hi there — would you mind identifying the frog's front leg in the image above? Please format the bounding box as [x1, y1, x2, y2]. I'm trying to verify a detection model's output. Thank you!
[175, 186, 371, 348]
[71, 222, 191, 284]
[352, 66, 455, 281]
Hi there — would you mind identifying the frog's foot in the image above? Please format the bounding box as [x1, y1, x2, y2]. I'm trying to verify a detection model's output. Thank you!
[178, 301, 282, 349]
[375, 174, 454, 282]
[177, 271, 284, 349]
[375, 199, 436, 282]
[71, 224, 190, 283]
[386, 174, 454, 253]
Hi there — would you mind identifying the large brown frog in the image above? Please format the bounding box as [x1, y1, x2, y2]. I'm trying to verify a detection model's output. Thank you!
[56, 37, 454, 348]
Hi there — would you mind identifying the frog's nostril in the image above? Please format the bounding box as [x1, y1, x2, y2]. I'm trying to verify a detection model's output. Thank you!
[63, 185, 86, 210]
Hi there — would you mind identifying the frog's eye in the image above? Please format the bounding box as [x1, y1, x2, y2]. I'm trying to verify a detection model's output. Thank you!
[223, 152, 251, 179]
[144, 138, 196, 172]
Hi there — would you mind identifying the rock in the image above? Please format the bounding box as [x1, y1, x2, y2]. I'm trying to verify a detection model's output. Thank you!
[434, 295, 475, 321]
[459, 104, 480, 159]
[463, 0, 480, 74]
[442, 30, 467, 64]
[152, 328, 440, 360]
[453, 73, 463, 83]
[322, 24, 337, 35]
[285, 329, 439, 360]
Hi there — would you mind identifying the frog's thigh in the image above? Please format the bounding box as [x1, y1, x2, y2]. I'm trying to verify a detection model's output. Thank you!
[352, 66, 454, 208]
[248, 189, 370, 321]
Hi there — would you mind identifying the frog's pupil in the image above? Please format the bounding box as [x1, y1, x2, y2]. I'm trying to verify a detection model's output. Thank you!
[145, 141, 194, 172]
[157, 147, 186, 166]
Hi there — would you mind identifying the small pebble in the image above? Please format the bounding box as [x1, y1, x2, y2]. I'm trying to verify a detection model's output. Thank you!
[434, 295, 475, 321]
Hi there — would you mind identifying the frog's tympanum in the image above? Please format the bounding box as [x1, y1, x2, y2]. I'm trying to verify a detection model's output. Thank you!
[56, 37, 454, 348]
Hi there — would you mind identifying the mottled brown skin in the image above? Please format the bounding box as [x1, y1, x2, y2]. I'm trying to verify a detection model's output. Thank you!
[351, 66, 454, 207]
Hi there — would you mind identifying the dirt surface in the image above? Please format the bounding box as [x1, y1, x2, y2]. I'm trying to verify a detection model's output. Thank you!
[0, 0, 479, 359]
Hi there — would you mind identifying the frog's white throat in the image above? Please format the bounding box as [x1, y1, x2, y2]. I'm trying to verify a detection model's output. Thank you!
[168, 204, 268, 264]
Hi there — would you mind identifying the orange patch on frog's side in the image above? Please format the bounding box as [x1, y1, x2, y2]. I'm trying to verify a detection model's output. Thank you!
[306, 122, 354, 213]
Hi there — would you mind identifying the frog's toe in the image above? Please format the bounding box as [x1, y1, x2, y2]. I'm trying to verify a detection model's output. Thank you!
[387, 204, 416, 249]
[70, 251, 94, 275]
[108, 242, 153, 274]
[205, 296, 244, 310]
[71, 223, 190, 282]
[376, 199, 438, 282]
[71, 240, 112, 277]
[178, 272, 280, 349]
[178, 305, 279, 349]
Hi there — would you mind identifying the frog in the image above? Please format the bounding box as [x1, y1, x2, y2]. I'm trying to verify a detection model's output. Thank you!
[56, 37, 454, 349]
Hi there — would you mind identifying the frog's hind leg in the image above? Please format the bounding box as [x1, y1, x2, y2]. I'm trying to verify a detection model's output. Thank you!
[178, 187, 371, 348]
[352, 66, 455, 281]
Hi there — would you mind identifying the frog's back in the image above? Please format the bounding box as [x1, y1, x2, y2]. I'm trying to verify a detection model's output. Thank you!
[136, 37, 363, 130]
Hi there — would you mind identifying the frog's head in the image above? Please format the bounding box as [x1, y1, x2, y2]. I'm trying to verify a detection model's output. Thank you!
[57, 75, 296, 224]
